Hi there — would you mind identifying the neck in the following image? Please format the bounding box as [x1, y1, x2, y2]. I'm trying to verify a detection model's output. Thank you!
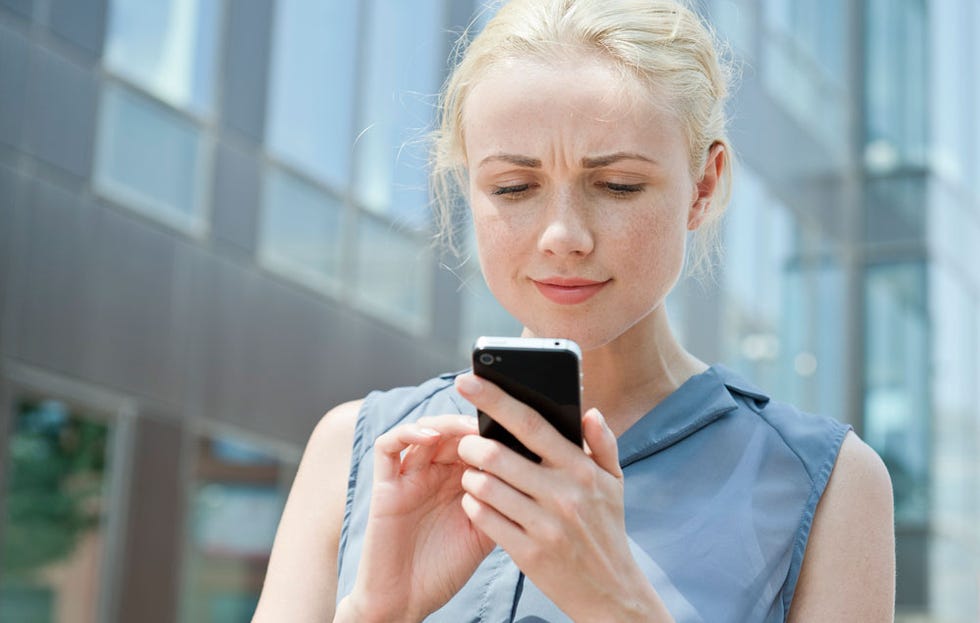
[576, 306, 707, 436]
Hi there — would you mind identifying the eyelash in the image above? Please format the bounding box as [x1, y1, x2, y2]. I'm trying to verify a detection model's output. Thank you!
[490, 182, 644, 199]
[601, 182, 644, 196]
[492, 184, 531, 197]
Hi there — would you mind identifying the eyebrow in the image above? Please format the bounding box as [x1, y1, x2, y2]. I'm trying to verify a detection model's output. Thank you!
[478, 153, 542, 168]
[581, 152, 657, 168]
[477, 151, 656, 169]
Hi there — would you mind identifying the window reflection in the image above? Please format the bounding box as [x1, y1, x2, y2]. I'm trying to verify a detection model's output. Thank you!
[864, 0, 927, 172]
[717, 165, 844, 418]
[179, 436, 292, 623]
[353, 0, 445, 228]
[104, 0, 221, 116]
[354, 215, 432, 335]
[258, 166, 345, 293]
[266, 1, 359, 190]
[94, 84, 208, 234]
[761, 0, 849, 157]
[0, 400, 112, 623]
[864, 263, 929, 523]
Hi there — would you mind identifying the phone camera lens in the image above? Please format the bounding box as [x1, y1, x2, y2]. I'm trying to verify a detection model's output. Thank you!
[478, 353, 494, 365]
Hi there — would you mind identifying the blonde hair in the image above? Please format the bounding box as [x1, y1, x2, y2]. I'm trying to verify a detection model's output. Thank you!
[431, 0, 735, 276]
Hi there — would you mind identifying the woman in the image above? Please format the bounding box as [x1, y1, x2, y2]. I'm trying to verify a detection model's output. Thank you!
[255, 1, 895, 621]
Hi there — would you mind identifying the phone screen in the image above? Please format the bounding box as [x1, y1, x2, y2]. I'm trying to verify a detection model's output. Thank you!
[471, 337, 582, 462]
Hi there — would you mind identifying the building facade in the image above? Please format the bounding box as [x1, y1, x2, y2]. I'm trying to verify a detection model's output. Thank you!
[0, 0, 977, 621]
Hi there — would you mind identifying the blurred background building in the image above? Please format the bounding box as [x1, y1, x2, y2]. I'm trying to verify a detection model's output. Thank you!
[0, 0, 976, 621]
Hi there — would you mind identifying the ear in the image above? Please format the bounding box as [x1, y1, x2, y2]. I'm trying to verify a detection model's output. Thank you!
[688, 142, 726, 231]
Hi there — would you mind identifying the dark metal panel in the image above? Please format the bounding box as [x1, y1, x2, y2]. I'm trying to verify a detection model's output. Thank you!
[895, 525, 928, 608]
[211, 140, 259, 254]
[184, 248, 459, 445]
[83, 207, 185, 405]
[14, 178, 98, 372]
[0, 164, 29, 357]
[48, 0, 106, 58]
[0, 21, 29, 149]
[15, 184, 187, 405]
[115, 415, 185, 623]
[221, 0, 273, 141]
[23, 46, 98, 179]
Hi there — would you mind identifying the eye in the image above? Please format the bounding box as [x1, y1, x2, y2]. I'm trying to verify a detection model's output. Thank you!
[491, 183, 532, 198]
[599, 182, 645, 196]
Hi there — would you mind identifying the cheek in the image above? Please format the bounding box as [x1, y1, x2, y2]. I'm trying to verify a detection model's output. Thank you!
[471, 210, 519, 281]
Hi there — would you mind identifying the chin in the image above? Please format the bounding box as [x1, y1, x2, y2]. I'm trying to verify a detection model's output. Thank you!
[518, 301, 663, 352]
[520, 319, 626, 352]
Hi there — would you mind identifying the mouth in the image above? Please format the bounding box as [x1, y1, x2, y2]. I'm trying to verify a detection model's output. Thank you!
[531, 277, 610, 305]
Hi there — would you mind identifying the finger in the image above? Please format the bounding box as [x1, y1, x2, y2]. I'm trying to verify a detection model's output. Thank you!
[457, 434, 544, 498]
[582, 408, 622, 478]
[461, 491, 526, 549]
[400, 435, 442, 473]
[460, 467, 537, 528]
[415, 414, 480, 464]
[373, 424, 441, 481]
[416, 413, 479, 437]
[455, 373, 580, 465]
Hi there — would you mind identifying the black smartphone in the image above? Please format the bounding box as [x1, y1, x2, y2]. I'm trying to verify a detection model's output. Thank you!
[471, 336, 583, 463]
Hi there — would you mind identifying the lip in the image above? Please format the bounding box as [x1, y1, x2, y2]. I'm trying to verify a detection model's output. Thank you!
[532, 277, 609, 305]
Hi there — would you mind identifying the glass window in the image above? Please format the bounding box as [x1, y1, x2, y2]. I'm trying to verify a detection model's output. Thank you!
[929, 0, 973, 187]
[352, 0, 445, 228]
[863, 262, 929, 523]
[0, 399, 113, 623]
[761, 0, 849, 157]
[863, 172, 927, 246]
[258, 166, 345, 293]
[778, 251, 845, 418]
[708, 0, 757, 59]
[929, 266, 977, 534]
[179, 435, 294, 623]
[266, 1, 359, 190]
[104, 0, 222, 116]
[94, 84, 210, 235]
[719, 166, 847, 411]
[354, 216, 432, 334]
[863, 0, 927, 172]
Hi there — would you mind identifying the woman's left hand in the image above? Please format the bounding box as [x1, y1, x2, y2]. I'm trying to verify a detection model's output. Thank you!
[454, 373, 673, 623]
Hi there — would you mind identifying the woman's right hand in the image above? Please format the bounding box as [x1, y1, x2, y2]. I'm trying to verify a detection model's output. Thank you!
[335, 415, 495, 623]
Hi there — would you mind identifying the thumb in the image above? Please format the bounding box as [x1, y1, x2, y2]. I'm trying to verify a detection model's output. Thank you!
[583, 408, 622, 478]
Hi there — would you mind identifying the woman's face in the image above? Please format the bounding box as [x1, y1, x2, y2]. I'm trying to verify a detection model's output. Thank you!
[463, 54, 704, 350]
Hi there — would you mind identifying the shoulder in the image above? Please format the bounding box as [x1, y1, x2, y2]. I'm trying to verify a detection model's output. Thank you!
[788, 431, 895, 622]
[357, 371, 469, 438]
[715, 366, 851, 483]
[309, 399, 362, 450]
[253, 399, 364, 621]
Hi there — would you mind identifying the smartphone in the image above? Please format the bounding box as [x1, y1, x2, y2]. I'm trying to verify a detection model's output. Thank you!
[471, 336, 583, 463]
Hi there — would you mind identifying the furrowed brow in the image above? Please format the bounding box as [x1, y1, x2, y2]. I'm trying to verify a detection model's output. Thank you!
[478, 153, 542, 168]
[581, 152, 656, 168]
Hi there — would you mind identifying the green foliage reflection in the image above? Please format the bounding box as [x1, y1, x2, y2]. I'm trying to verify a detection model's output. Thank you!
[1, 400, 108, 579]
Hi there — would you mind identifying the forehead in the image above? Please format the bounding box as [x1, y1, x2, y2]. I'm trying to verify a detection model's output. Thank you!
[462, 54, 686, 163]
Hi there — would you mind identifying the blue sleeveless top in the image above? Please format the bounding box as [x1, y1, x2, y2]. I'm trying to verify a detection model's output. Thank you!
[336, 365, 850, 622]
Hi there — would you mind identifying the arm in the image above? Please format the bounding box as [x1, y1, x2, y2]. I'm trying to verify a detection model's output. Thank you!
[788, 431, 896, 622]
[252, 400, 361, 622]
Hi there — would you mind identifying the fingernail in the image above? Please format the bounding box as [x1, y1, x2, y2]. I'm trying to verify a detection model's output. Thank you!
[592, 408, 610, 432]
[419, 427, 440, 437]
[456, 374, 483, 395]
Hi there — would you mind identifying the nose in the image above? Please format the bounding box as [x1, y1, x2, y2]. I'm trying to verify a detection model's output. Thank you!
[536, 188, 595, 257]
